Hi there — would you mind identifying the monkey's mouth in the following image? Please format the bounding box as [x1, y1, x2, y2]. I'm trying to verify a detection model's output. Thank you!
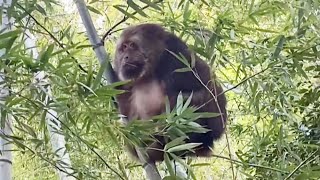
[121, 61, 145, 79]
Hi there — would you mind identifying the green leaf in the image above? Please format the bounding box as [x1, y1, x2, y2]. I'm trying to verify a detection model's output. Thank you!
[114, 5, 138, 20]
[127, 0, 148, 17]
[190, 51, 196, 68]
[11, 138, 27, 150]
[87, 5, 102, 15]
[139, 0, 162, 10]
[164, 153, 175, 176]
[176, 92, 184, 115]
[187, 122, 203, 128]
[194, 112, 221, 118]
[167, 127, 187, 138]
[271, 35, 285, 60]
[181, 92, 193, 112]
[174, 67, 191, 73]
[105, 127, 121, 148]
[248, 0, 255, 14]
[76, 44, 93, 49]
[39, 44, 54, 65]
[77, 81, 98, 96]
[21, 122, 37, 138]
[200, 0, 209, 6]
[89, 0, 100, 3]
[248, 15, 259, 26]
[167, 50, 190, 67]
[0, 29, 22, 39]
[94, 88, 125, 97]
[171, 154, 197, 179]
[35, 4, 46, 15]
[52, 44, 78, 56]
[92, 60, 108, 90]
[165, 136, 188, 150]
[60, 25, 72, 41]
[5, 36, 18, 52]
[207, 30, 220, 50]
[165, 96, 171, 116]
[182, 0, 191, 20]
[167, 143, 201, 153]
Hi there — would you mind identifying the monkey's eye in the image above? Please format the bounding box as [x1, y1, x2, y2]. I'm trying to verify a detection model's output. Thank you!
[121, 42, 137, 51]
[129, 42, 137, 49]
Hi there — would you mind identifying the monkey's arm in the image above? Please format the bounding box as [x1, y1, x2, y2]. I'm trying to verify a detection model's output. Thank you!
[155, 33, 211, 98]
[164, 57, 227, 141]
[161, 56, 212, 108]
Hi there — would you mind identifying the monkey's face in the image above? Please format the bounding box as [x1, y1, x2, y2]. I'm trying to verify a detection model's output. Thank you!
[115, 37, 150, 81]
[114, 24, 167, 81]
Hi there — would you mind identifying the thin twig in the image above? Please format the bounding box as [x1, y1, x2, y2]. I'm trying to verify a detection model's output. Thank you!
[196, 66, 270, 112]
[219, 67, 269, 96]
[190, 65, 236, 179]
[210, 154, 288, 173]
[284, 150, 319, 180]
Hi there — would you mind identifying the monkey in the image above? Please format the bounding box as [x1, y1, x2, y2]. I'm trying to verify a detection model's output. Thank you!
[113, 23, 227, 163]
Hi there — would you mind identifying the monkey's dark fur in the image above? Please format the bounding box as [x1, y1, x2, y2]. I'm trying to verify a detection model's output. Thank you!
[114, 23, 227, 163]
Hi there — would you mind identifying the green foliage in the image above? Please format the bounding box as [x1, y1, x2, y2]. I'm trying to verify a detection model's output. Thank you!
[0, 0, 319, 179]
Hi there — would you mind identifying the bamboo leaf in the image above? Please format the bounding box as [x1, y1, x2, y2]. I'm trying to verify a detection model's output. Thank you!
[92, 59, 107, 90]
[164, 153, 175, 176]
[174, 67, 191, 73]
[114, 5, 138, 20]
[164, 136, 187, 150]
[181, 92, 193, 112]
[127, 0, 148, 17]
[139, 0, 162, 10]
[167, 143, 201, 153]
[0, 29, 22, 39]
[176, 92, 184, 115]
[77, 81, 98, 96]
[87, 5, 102, 15]
[171, 154, 197, 179]
[271, 35, 285, 60]
[39, 44, 54, 65]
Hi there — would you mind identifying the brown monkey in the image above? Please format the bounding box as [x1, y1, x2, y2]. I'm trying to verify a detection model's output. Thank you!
[113, 23, 227, 163]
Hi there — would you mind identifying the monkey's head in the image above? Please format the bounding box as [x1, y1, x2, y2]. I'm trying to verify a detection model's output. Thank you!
[114, 24, 167, 81]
